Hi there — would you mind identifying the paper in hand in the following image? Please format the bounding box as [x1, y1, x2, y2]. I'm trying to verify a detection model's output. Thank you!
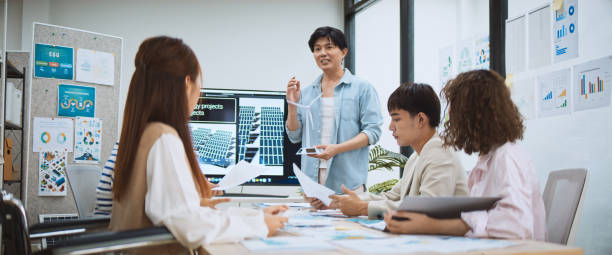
[212, 161, 269, 190]
[292, 164, 336, 206]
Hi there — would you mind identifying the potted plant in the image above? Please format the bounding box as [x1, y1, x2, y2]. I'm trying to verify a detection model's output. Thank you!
[367, 145, 408, 194]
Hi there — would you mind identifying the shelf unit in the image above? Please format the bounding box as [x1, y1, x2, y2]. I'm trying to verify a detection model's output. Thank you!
[3, 60, 25, 192]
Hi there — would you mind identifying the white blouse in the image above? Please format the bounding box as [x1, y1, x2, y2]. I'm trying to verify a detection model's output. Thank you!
[144, 134, 268, 248]
[319, 97, 335, 168]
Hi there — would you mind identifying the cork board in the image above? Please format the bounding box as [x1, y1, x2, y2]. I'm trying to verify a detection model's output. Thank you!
[24, 23, 122, 224]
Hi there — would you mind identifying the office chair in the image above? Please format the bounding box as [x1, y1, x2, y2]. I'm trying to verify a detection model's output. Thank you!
[1, 190, 182, 255]
[542, 168, 588, 245]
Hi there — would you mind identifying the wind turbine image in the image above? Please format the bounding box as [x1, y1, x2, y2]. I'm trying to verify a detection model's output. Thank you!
[287, 94, 322, 155]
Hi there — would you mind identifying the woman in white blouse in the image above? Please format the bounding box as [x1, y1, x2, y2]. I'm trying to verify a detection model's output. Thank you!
[109, 36, 288, 253]
[384, 70, 546, 241]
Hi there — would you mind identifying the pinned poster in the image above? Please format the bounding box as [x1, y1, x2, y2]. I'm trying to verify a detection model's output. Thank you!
[33, 117, 73, 152]
[457, 40, 474, 73]
[553, 0, 578, 63]
[74, 117, 102, 164]
[76, 48, 115, 86]
[573, 56, 612, 111]
[39, 151, 68, 196]
[474, 35, 490, 70]
[511, 77, 536, 120]
[439, 45, 454, 87]
[58, 84, 95, 117]
[34, 43, 74, 80]
[537, 69, 571, 118]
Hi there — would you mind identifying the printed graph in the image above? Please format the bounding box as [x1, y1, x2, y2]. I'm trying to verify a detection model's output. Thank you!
[574, 56, 612, 111]
[537, 68, 571, 118]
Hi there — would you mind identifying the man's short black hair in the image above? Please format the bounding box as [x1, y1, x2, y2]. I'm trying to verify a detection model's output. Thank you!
[308, 26, 348, 52]
[387, 82, 441, 128]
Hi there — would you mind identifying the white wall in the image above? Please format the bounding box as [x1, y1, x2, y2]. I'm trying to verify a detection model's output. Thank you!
[355, 0, 401, 187]
[508, 1, 612, 254]
[20, 0, 343, 132]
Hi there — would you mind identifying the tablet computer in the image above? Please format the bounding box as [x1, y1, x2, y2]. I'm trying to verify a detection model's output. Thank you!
[397, 196, 501, 219]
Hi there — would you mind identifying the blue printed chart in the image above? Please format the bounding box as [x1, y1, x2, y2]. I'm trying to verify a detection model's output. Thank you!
[58, 84, 96, 117]
[553, 0, 578, 63]
[34, 43, 74, 79]
[537, 68, 571, 118]
[573, 56, 612, 111]
[74, 117, 103, 164]
[474, 35, 490, 70]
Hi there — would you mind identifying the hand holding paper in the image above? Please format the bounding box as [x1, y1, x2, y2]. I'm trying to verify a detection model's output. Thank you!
[292, 164, 335, 206]
[212, 161, 269, 190]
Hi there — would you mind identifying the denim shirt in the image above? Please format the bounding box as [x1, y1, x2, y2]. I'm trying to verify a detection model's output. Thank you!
[286, 69, 383, 193]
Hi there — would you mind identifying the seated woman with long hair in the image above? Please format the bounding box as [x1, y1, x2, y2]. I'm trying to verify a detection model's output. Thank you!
[384, 70, 545, 241]
[110, 36, 287, 253]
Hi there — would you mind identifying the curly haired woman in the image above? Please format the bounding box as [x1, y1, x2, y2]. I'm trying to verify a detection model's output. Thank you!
[383, 70, 545, 241]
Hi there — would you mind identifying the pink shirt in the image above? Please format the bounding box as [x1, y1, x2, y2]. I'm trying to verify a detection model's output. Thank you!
[461, 142, 546, 241]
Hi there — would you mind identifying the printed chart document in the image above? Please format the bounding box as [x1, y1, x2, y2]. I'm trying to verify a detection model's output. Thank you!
[212, 161, 268, 190]
[242, 237, 335, 252]
[292, 164, 335, 206]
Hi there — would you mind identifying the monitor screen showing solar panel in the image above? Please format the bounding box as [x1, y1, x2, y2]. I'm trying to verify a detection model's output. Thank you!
[189, 88, 300, 185]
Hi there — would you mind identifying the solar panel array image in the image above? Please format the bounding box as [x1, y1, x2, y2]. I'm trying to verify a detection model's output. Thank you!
[238, 106, 255, 162]
[191, 128, 235, 167]
[259, 107, 284, 166]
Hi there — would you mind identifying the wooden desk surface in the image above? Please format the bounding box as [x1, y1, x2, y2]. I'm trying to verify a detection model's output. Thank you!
[203, 214, 583, 255]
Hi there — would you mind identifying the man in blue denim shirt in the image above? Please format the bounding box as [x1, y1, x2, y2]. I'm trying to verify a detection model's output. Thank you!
[286, 27, 383, 200]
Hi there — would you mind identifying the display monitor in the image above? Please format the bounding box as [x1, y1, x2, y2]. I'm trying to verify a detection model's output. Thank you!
[189, 88, 300, 185]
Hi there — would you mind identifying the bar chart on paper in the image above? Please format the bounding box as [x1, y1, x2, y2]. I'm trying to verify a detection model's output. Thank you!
[573, 56, 612, 111]
[538, 69, 571, 118]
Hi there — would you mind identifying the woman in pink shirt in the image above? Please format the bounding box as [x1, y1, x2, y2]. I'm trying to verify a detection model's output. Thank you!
[384, 70, 546, 241]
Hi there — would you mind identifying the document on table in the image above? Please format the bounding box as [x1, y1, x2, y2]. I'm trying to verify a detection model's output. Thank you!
[242, 237, 336, 252]
[212, 161, 268, 190]
[292, 164, 336, 206]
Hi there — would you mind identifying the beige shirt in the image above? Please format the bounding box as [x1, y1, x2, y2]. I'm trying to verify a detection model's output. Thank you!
[359, 134, 468, 219]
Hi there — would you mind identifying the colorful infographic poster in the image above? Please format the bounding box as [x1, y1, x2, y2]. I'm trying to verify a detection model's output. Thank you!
[34, 43, 74, 80]
[74, 117, 103, 164]
[553, 0, 578, 63]
[537, 68, 571, 118]
[474, 35, 490, 70]
[39, 151, 67, 196]
[457, 40, 474, 73]
[76, 48, 115, 86]
[58, 84, 96, 117]
[573, 56, 612, 111]
[33, 117, 74, 152]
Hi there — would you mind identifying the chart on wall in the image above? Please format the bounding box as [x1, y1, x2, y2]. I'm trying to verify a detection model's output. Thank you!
[506, 15, 527, 74]
[38, 151, 67, 196]
[58, 84, 95, 117]
[537, 68, 571, 118]
[457, 40, 474, 73]
[74, 117, 103, 164]
[528, 4, 552, 69]
[34, 43, 74, 80]
[76, 48, 115, 86]
[33, 117, 74, 152]
[474, 35, 490, 70]
[511, 77, 536, 120]
[553, 0, 578, 63]
[438, 45, 454, 87]
[573, 56, 612, 111]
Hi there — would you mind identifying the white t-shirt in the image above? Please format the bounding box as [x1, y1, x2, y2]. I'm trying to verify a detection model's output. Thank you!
[319, 97, 335, 169]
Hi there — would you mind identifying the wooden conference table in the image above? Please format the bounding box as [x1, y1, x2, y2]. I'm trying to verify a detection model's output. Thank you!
[202, 208, 583, 255]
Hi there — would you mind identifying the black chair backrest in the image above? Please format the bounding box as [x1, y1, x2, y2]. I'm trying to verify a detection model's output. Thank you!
[1, 190, 32, 255]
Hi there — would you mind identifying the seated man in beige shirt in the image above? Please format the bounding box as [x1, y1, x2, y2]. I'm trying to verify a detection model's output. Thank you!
[330, 82, 468, 219]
